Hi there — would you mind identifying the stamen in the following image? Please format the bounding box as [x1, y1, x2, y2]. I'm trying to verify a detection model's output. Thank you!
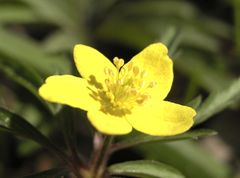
[128, 62, 133, 70]
[117, 78, 124, 85]
[133, 66, 139, 76]
[113, 57, 124, 70]
[149, 81, 157, 88]
[94, 58, 158, 115]
[140, 71, 147, 78]
[139, 81, 145, 89]
[104, 67, 109, 75]
[105, 79, 109, 84]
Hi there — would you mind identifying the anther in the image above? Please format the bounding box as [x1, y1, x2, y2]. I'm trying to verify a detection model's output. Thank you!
[139, 81, 145, 88]
[113, 57, 124, 70]
[101, 61, 155, 113]
[128, 62, 133, 70]
[133, 66, 139, 75]
[149, 81, 157, 88]
[104, 67, 109, 75]
[108, 69, 115, 77]
[117, 79, 124, 85]
[130, 89, 138, 95]
[119, 67, 126, 76]
[105, 79, 110, 85]
[140, 71, 147, 78]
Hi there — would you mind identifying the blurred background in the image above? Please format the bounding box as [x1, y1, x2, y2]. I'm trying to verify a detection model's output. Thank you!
[0, 0, 240, 178]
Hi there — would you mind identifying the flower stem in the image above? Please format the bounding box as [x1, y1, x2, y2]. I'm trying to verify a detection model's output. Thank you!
[90, 134, 114, 178]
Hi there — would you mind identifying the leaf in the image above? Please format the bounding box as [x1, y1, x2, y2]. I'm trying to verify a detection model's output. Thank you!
[0, 61, 40, 95]
[0, 27, 71, 76]
[0, 107, 67, 161]
[111, 1, 198, 20]
[43, 31, 79, 53]
[187, 95, 202, 110]
[96, 19, 154, 49]
[108, 160, 185, 178]
[200, 17, 231, 39]
[175, 51, 232, 92]
[234, 0, 240, 55]
[110, 129, 217, 153]
[22, 168, 68, 178]
[137, 141, 231, 178]
[19, 0, 75, 28]
[0, 5, 37, 23]
[0, 60, 56, 113]
[195, 78, 240, 125]
[57, 106, 83, 163]
[180, 26, 221, 53]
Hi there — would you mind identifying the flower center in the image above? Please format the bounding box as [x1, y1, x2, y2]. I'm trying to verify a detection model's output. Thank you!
[89, 57, 157, 116]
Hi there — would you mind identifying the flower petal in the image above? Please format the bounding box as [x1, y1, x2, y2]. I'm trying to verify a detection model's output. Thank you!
[125, 43, 173, 100]
[87, 110, 132, 135]
[74, 44, 116, 84]
[127, 101, 196, 136]
[39, 75, 100, 111]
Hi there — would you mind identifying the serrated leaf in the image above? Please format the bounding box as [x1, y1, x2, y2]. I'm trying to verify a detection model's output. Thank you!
[111, 129, 216, 153]
[22, 168, 68, 178]
[108, 160, 185, 178]
[0, 108, 66, 160]
[195, 78, 240, 125]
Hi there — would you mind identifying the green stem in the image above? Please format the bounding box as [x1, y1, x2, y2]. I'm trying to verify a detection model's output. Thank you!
[58, 109, 84, 178]
[90, 134, 114, 178]
[48, 143, 82, 178]
[183, 77, 198, 103]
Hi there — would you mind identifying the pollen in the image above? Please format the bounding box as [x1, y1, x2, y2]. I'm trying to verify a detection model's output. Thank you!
[91, 57, 157, 115]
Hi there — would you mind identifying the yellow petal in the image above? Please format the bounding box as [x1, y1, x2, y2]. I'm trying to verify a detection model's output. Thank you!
[127, 101, 196, 136]
[87, 110, 132, 135]
[74, 44, 116, 84]
[39, 75, 100, 111]
[125, 43, 173, 100]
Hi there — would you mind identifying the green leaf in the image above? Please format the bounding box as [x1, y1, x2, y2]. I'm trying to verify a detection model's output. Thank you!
[58, 106, 83, 163]
[175, 51, 232, 92]
[195, 78, 240, 125]
[234, 0, 240, 55]
[200, 17, 231, 39]
[111, 1, 198, 20]
[0, 5, 37, 23]
[0, 60, 56, 113]
[108, 160, 185, 178]
[137, 141, 231, 178]
[180, 26, 221, 53]
[19, 0, 75, 28]
[0, 61, 40, 95]
[43, 31, 79, 53]
[187, 95, 202, 110]
[0, 107, 67, 160]
[111, 129, 216, 153]
[0, 27, 71, 75]
[96, 19, 154, 49]
[22, 168, 68, 178]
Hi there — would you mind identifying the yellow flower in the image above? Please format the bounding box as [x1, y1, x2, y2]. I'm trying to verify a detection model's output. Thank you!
[39, 43, 196, 136]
